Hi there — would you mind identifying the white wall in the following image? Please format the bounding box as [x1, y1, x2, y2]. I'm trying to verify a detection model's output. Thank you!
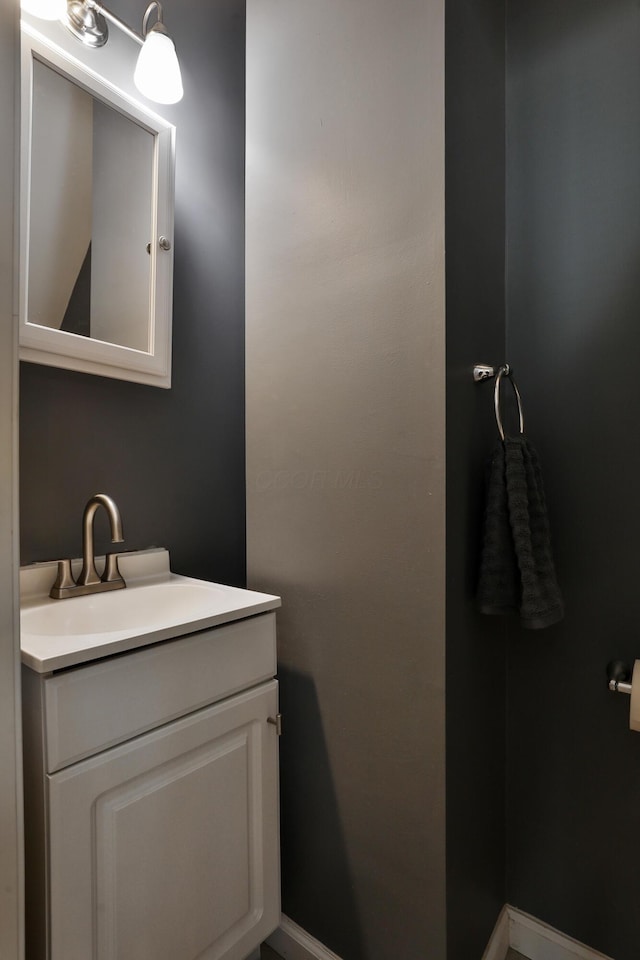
[0, 0, 23, 957]
[246, 1, 446, 956]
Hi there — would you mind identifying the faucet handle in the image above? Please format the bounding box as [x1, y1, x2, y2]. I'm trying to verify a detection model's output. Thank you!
[49, 559, 76, 599]
[102, 552, 126, 587]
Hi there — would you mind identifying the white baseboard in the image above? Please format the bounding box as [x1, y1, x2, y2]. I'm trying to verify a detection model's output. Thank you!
[265, 915, 344, 960]
[268, 905, 615, 960]
[482, 905, 615, 960]
[507, 907, 615, 960]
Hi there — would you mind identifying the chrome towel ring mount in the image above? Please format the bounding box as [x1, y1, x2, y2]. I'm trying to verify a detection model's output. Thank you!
[473, 363, 525, 441]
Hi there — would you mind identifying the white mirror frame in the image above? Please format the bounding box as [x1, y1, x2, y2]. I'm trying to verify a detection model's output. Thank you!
[19, 22, 176, 388]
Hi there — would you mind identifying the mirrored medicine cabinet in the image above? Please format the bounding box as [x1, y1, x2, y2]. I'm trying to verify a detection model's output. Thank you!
[19, 21, 176, 387]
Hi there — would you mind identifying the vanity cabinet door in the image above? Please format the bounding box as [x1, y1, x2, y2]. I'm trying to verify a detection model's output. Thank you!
[47, 681, 280, 960]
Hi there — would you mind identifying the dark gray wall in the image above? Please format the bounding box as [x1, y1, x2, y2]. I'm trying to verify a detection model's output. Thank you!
[506, 3, 640, 958]
[20, 0, 246, 587]
[445, 2, 507, 958]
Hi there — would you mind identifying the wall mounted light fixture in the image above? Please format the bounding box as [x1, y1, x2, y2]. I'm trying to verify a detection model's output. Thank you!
[21, 0, 184, 104]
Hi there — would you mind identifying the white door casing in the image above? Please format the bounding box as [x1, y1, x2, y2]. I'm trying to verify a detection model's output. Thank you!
[0, 0, 23, 958]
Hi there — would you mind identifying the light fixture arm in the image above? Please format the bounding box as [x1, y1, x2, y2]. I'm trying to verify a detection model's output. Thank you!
[85, 0, 144, 46]
[141, 1, 166, 37]
[68, 1, 173, 46]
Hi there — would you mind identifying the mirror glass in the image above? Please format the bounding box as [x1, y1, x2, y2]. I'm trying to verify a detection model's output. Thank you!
[20, 24, 176, 387]
[29, 59, 154, 352]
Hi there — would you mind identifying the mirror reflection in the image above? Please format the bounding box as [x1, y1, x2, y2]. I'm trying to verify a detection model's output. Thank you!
[28, 58, 155, 352]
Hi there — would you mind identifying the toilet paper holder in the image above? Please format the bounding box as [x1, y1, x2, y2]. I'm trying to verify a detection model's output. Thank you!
[608, 660, 633, 695]
[607, 661, 640, 733]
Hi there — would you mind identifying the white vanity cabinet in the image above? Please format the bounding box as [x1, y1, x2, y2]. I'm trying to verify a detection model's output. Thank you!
[22, 610, 281, 960]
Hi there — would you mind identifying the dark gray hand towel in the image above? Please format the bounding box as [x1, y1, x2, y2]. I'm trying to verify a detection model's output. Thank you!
[477, 436, 563, 629]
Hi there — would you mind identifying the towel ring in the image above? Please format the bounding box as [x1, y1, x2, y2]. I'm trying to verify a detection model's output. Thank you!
[494, 364, 524, 441]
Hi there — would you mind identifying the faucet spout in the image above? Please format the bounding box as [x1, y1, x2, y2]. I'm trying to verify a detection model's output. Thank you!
[49, 493, 126, 600]
[77, 494, 124, 586]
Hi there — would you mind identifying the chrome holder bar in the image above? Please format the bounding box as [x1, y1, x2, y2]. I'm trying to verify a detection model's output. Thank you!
[609, 679, 633, 695]
[607, 660, 632, 695]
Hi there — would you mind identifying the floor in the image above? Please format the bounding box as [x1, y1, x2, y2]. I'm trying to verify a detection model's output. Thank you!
[260, 947, 281, 960]
[260, 945, 530, 959]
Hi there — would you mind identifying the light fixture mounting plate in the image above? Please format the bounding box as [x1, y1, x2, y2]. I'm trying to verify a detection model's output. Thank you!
[64, 1, 109, 48]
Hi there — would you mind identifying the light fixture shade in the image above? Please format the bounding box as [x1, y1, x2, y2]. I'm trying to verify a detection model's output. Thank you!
[133, 28, 183, 105]
[21, 0, 67, 20]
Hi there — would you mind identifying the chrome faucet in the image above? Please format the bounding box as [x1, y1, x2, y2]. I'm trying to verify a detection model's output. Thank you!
[50, 494, 126, 600]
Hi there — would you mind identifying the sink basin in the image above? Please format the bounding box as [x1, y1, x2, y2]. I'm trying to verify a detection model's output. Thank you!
[22, 580, 235, 637]
[20, 548, 280, 673]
